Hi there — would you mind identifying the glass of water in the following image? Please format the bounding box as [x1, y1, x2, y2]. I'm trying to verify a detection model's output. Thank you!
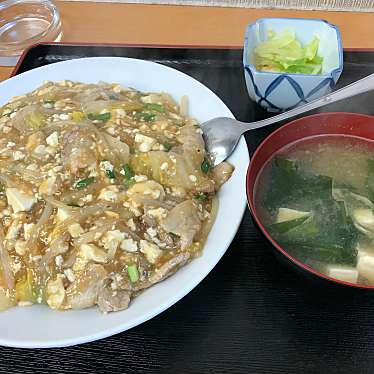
[0, 0, 62, 66]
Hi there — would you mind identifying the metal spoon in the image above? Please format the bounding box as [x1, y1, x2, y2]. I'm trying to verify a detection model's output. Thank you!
[202, 73, 374, 166]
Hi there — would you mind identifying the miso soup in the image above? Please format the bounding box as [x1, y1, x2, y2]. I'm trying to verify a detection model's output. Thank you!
[255, 135, 374, 286]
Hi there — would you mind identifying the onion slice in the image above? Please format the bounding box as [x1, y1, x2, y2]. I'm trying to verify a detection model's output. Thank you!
[26, 202, 53, 254]
[0, 226, 14, 289]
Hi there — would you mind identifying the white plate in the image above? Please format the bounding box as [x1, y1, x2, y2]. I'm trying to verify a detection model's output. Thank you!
[0, 57, 249, 348]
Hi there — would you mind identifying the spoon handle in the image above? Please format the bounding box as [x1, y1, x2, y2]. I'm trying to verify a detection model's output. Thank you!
[238, 72, 374, 132]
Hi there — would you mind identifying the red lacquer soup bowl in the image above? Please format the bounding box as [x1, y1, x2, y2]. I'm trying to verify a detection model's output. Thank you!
[246, 112, 374, 289]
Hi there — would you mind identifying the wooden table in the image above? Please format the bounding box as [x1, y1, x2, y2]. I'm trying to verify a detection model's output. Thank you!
[0, 1, 373, 82]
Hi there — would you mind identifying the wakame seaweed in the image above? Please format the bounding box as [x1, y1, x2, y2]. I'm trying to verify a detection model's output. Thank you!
[269, 215, 311, 234]
[277, 200, 358, 265]
[264, 156, 358, 266]
[263, 156, 333, 211]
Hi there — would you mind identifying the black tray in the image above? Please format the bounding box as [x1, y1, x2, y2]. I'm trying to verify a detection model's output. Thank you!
[5, 43, 374, 373]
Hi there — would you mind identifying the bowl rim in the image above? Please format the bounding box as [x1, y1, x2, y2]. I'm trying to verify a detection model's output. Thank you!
[246, 111, 374, 290]
[243, 17, 344, 79]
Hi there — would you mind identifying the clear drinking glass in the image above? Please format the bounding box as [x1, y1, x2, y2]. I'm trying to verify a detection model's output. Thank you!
[0, 0, 62, 66]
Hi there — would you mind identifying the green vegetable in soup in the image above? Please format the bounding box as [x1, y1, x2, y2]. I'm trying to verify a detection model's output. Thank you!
[263, 156, 358, 266]
[270, 216, 311, 234]
[263, 156, 332, 211]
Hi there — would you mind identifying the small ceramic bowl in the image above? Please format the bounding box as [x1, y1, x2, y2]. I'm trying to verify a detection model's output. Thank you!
[243, 18, 343, 112]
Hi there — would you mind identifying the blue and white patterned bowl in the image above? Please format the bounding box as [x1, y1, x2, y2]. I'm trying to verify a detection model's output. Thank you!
[243, 18, 343, 112]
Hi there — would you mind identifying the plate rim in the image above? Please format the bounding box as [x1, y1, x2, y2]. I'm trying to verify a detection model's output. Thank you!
[0, 56, 249, 348]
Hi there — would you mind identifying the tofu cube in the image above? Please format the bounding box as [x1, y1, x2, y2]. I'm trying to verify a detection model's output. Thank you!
[46, 276, 65, 309]
[68, 223, 84, 238]
[101, 230, 125, 252]
[56, 208, 71, 223]
[15, 240, 27, 256]
[121, 238, 138, 252]
[46, 131, 59, 147]
[323, 264, 359, 284]
[6, 188, 36, 213]
[38, 175, 57, 196]
[134, 133, 156, 152]
[357, 254, 374, 284]
[80, 244, 108, 263]
[98, 186, 119, 202]
[23, 223, 35, 240]
[139, 239, 162, 264]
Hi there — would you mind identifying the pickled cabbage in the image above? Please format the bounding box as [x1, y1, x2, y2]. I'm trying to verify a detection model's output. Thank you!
[254, 30, 323, 75]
